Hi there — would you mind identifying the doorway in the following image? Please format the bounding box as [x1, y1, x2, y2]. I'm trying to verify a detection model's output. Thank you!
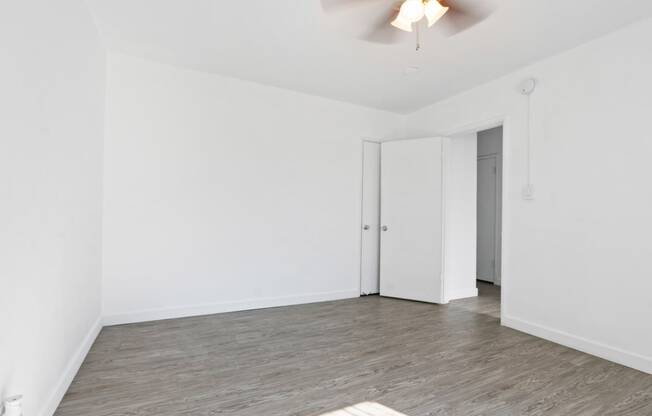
[443, 125, 503, 318]
[476, 126, 503, 286]
[359, 137, 449, 303]
[360, 129, 504, 310]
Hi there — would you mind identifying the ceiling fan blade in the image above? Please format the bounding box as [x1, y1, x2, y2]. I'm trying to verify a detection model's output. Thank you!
[360, 8, 407, 44]
[437, 0, 495, 37]
[320, 0, 390, 13]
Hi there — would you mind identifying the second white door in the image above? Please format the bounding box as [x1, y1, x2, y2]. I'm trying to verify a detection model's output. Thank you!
[379, 138, 445, 304]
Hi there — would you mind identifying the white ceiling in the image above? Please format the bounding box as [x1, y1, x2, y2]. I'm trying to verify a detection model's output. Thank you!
[87, 0, 652, 113]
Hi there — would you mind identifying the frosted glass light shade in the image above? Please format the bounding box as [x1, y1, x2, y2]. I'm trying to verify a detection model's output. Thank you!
[398, 0, 425, 23]
[425, 0, 449, 27]
[391, 14, 413, 32]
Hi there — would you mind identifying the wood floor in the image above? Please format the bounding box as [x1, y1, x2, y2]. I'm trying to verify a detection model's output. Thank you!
[56, 283, 652, 416]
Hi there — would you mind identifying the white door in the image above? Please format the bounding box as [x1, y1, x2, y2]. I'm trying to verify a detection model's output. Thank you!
[477, 155, 497, 282]
[380, 138, 444, 304]
[360, 141, 381, 295]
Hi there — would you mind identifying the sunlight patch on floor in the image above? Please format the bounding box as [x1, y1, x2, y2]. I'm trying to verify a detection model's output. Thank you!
[319, 402, 408, 416]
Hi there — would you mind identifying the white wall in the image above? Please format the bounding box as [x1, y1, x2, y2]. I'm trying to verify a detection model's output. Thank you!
[443, 134, 478, 301]
[405, 18, 652, 373]
[102, 53, 403, 324]
[477, 126, 503, 285]
[0, 1, 106, 415]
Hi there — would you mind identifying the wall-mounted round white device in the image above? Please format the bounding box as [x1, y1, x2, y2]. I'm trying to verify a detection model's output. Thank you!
[519, 78, 536, 96]
[3, 395, 23, 416]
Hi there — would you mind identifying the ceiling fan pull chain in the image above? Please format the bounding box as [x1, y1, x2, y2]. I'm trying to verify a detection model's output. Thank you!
[415, 22, 421, 51]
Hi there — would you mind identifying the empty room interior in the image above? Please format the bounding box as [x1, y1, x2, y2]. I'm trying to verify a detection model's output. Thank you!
[3, 1, 652, 415]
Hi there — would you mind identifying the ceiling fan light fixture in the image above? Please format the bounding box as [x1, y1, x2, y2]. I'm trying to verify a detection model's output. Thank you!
[398, 0, 425, 23]
[391, 14, 413, 32]
[424, 0, 449, 27]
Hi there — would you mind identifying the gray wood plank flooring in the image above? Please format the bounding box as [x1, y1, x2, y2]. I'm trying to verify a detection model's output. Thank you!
[55, 283, 652, 416]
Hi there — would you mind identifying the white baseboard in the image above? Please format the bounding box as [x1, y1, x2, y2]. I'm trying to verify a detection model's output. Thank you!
[446, 286, 478, 302]
[38, 316, 103, 416]
[103, 290, 360, 326]
[503, 315, 652, 375]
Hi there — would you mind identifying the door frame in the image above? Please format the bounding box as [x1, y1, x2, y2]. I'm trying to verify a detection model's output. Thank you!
[476, 153, 500, 284]
[439, 116, 510, 323]
[358, 117, 509, 316]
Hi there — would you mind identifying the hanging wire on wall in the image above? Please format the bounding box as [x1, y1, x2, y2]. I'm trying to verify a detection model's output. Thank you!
[519, 78, 536, 199]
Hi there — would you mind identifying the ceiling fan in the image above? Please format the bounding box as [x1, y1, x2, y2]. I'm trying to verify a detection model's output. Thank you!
[321, 0, 494, 47]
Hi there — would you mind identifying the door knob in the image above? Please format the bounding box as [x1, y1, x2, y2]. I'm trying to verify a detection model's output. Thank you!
[362, 224, 370, 230]
[381, 225, 388, 231]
